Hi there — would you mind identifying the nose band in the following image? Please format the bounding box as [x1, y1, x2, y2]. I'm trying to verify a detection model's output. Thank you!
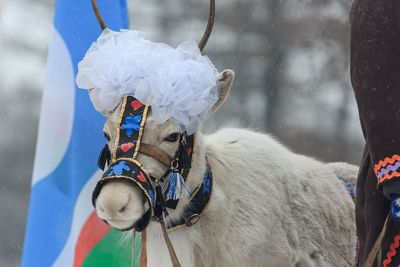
[92, 96, 155, 231]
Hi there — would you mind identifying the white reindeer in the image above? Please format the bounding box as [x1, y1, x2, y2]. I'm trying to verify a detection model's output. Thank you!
[93, 69, 356, 267]
[78, 1, 357, 266]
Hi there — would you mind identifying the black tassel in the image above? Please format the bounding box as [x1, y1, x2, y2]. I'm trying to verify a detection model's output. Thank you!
[97, 144, 111, 170]
[178, 134, 191, 170]
[154, 185, 168, 219]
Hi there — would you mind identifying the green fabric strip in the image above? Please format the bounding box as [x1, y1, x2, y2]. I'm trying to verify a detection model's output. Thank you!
[82, 229, 142, 267]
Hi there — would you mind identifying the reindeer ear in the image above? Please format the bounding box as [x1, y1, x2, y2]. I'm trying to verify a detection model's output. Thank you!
[212, 69, 235, 112]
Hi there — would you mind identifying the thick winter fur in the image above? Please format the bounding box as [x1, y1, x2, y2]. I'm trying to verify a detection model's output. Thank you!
[95, 70, 357, 266]
[188, 129, 356, 267]
[97, 125, 357, 267]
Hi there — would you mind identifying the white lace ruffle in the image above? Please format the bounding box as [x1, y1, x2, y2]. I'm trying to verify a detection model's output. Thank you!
[76, 29, 219, 134]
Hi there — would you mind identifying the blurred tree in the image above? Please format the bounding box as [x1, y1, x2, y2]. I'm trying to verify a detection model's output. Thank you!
[153, 0, 361, 162]
[263, 0, 285, 134]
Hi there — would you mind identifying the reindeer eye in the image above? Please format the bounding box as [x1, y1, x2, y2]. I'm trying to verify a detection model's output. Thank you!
[164, 132, 180, 142]
[103, 132, 111, 142]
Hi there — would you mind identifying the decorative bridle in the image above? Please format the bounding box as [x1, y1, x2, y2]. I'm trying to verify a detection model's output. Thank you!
[92, 96, 196, 231]
[89, 1, 217, 266]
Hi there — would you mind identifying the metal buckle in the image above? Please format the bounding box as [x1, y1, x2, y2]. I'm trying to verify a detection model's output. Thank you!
[185, 214, 200, 226]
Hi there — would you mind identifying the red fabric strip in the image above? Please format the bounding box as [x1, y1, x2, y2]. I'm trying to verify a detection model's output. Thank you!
[74, 212, 110, 267]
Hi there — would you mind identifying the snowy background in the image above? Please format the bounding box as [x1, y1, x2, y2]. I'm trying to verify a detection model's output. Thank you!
[0, 0, 363, 266]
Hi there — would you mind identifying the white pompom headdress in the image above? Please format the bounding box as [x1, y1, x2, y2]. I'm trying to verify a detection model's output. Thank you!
[76, 1, 218, 134]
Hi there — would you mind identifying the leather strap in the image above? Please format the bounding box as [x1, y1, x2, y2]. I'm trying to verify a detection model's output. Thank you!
[364, 213, 391, 267]
[139, 143, 172, 167]
[160, 220, 181, 267]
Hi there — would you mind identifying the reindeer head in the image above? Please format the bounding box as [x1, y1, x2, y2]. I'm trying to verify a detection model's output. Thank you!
[77, 0, 235, 232]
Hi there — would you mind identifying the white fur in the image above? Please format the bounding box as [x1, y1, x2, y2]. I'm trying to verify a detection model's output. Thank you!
[96, 68, 356, 267]
[97, 119, 357, 266]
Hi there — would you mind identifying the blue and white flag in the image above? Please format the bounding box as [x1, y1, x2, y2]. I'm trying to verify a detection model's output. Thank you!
[22, 1, 133, 266]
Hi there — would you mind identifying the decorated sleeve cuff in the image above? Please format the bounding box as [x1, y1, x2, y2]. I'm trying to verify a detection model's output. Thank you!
[374, 154, 400, 185]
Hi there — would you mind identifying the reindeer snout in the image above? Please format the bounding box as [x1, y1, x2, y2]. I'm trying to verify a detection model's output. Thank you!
[94, 181, 149, 230]
[97, 188, 130, 219]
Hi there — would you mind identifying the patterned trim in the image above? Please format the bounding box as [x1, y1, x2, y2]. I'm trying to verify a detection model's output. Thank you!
[116, 158, 152, 179]
[383, 235, 400, 267]
[112, 97, 127, 161]
[374, 155, 400, 185]
[133, 105, 149, 159]
[332, 168, 356, 201]
[391, 194, 400, 222]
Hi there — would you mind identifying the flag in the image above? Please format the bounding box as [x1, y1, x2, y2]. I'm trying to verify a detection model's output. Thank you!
[21, 1, 141, 266]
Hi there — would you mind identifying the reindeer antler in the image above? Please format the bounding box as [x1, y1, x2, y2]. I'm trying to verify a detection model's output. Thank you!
[198, 0, 216, 52]
[91, 0, 107, 30]
[90, 0, 215, 51]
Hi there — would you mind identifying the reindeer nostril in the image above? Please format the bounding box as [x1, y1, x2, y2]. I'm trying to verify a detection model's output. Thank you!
[118, 205, 127, 213]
